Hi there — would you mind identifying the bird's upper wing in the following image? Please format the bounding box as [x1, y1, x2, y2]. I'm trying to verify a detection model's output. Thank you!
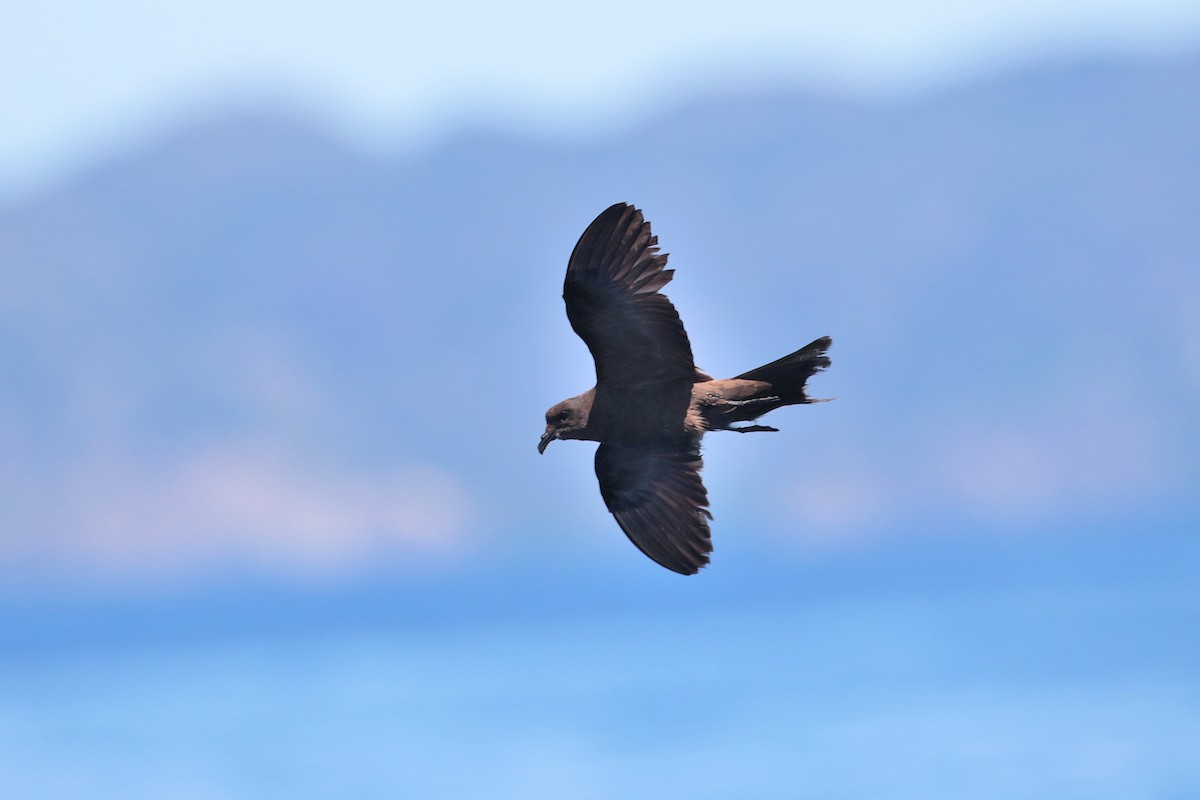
[595, 443, 712, 575]
[564, 203, 697, 392]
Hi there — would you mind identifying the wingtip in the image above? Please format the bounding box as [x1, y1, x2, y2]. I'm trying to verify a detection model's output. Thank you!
[641, 543, 708, 575]
[673, 557, 709, 576]
[595, 201, 639, 227]
[807, 335, 833, 354]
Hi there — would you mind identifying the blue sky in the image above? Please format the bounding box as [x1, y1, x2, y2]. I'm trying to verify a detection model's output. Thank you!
[4, 0, 1200, 199]
[2, 8, 1198, 795]
[1, 12, 1198, 579]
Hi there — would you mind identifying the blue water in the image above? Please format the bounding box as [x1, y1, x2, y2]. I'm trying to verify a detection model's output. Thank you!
[2, 523, 1198, 799]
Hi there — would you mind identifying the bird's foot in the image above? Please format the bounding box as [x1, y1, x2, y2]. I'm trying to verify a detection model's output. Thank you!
[729, 424, 779, 433]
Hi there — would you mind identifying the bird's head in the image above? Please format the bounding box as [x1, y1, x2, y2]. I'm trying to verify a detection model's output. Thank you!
[538, 396, 590, 453]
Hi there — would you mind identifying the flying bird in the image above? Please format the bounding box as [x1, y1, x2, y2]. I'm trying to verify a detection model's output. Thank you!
[539, 203, 831, 575]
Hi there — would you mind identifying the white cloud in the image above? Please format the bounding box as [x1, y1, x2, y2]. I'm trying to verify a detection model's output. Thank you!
[771, 390, 1173, 540]
[936, 400, 1170, 515]
[777, 465, 894, 541]
[6, 442, 477, 575]
[937, 430, 1066, 512]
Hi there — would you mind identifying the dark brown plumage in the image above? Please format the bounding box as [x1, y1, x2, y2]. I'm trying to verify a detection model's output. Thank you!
[539, 203, 831, 574]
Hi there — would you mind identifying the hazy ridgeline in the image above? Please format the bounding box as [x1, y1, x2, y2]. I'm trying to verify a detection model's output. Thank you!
[0, 51, 1197, 800]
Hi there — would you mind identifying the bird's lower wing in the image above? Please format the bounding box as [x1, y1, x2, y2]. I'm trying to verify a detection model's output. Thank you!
[594, 443, 712, 575]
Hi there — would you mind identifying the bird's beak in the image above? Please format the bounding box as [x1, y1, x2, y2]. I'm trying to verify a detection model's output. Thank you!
[538, 428, 557, 454]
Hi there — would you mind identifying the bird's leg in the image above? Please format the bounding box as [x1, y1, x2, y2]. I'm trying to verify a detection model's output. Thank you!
[728, 424, 779, 433]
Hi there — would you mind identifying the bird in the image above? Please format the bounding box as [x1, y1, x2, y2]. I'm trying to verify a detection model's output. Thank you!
[538, 202, 831, 575]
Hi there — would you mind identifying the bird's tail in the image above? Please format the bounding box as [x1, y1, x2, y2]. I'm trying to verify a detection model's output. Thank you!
[734, 336, 832, 403]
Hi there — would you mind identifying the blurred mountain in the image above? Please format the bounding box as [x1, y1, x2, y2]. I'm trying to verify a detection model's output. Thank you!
[1, 52, 1198, 580]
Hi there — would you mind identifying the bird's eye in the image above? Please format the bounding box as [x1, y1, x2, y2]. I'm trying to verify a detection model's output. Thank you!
[557, 410, 570, 421]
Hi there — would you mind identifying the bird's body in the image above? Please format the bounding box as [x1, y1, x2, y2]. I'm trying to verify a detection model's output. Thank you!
[540, 203, 831, 575]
